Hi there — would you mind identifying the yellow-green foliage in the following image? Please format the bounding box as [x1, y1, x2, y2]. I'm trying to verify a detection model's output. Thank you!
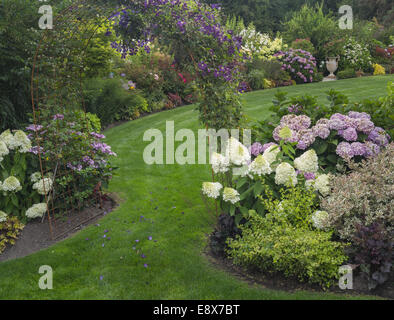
[0, 216, 24, 254]
[227, 184, 348, 288]
[227, 214, 348, 288]
[373, 64, 386, 76]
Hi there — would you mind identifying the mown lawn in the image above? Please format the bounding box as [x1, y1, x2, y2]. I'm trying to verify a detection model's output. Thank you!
[0, 75, 392, 299]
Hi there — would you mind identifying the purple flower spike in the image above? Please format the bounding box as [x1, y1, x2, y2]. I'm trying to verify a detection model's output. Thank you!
[144, 264, 148, 268]
[148, 236, 153, 241]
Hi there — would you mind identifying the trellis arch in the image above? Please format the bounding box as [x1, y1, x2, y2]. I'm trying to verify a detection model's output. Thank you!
[31, 0, 244, 237]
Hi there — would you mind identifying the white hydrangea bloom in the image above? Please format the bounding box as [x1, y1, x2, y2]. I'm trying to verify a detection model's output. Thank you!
[294, 149, 319, 173]
[262, 145, 280, 165]
[0, 211, 8, 223]
[1, 176, 22, 192]
[0, 141, 9, 162]
[30, 172, 42, 183]
[202, 182, 223, 199]
[26, 203, 47, 219]
[33, 177, 53, 195]
[312, 211, 330, 230]
[314, 174, 331, 197]
[225, 137, 251, 166]
[14, 130, 32, 153]
[249, 155, 272, 176]
[0, 130, 18, 150]
[275, 162, 297, 186]
[210, 152, 230, 174]
[223, 187, 240, 204]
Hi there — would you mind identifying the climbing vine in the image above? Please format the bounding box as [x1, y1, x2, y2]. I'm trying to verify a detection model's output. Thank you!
[107, 0, 246, 129]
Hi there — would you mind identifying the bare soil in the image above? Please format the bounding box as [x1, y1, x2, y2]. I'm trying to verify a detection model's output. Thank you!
[0, 195, 117, 263]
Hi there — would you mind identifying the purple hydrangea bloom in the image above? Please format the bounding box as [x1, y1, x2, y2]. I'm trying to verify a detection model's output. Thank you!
[312, 125, 330, 139]
[367, 127, 390, 147]
[304, 172, 316, 180]
[250, 142, 264, 157]
[356, 118, 375, 134]
[350, 142, 366, 156]
[262, 142, 278, 152]
[348, 111, 371, 120]
[26, 124, 43, 132]
[364, 141, 381, 158]
[53, 114, 64, 121]
[336, 142, 354, 159]
[339, 127, 358, 142]
[297, 129, 316, 149]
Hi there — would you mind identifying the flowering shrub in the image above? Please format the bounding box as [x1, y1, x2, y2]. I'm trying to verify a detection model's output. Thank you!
[274, 49, 318, 83]
[111, 0, 246, 130]
[269, 111, 390, 173]
[202, 137, 332, 225]
[28, 109, 117, 215]
[0, 129, 45, 221]
[341, 37, 373, 72]
[239, 24, 285, 60]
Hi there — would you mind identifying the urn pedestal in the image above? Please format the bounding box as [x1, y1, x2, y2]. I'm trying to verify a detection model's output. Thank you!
[324, 56, 340, 81]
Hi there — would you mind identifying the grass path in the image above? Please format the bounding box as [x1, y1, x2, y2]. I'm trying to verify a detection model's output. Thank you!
[0, 75, 392, 299]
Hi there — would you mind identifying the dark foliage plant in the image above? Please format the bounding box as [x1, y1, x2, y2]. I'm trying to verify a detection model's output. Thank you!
[351, 223, 393, 290]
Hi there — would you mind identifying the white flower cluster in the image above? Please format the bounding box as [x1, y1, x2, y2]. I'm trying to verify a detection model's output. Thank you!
[225, 137, 251, 166]
[275, 162, 297, 187]
[0, 141, 9, 162]
[33, 177, 53, 195]
[262, 145, 280, 165]
[0, 176, 22, 192]
[202, 182, 223, 199]
[294, 149, 319, 173]
[30, 172, 42, 183]
[249, 155, 272, 176]
[306, 174, 331, 196]
[0, 129, 31, 153]
[0, 211, 8, 223]
[211, 153, 230, 174]
[223, 187, 240, 204]
[239, 25, 285, 60]
[26, 203, 47, 219]
[312, 210, 330, 230]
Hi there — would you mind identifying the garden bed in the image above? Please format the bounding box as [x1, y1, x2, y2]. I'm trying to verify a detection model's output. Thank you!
[205, 247, 394, 299]
[0, 195, 117, 263]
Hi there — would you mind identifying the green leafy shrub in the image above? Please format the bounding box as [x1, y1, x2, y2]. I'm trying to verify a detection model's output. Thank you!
[337, 68, 356, 80]
[247, 69, 266, 90]
[226, 212, 348, 288]
[83, 78, 148, 127]
[0, 215, 24, 254]
[291, 38, 315, 55]
[283, 3, 339, 62]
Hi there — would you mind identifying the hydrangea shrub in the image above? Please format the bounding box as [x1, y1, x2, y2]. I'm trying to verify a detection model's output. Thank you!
[274, 49, 318, 83]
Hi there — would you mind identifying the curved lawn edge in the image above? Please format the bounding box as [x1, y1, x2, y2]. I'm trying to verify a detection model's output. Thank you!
[0, 76, 392, 299]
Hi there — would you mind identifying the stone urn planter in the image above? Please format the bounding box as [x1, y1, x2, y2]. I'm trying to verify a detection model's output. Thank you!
[325, 56, 340, 80]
